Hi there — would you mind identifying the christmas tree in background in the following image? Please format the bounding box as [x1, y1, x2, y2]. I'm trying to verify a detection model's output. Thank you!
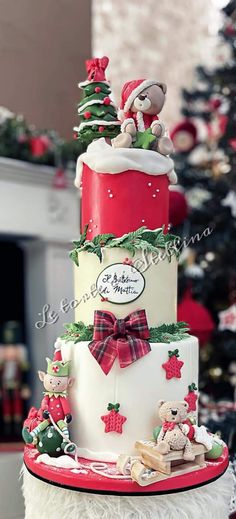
[74, 56, 120, 148]
[170, 1, 236, 453]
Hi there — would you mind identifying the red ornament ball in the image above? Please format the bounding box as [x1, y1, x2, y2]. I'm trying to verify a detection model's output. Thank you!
[177, 289, 214, 347]
[95, 86, 101, 93]
[169, 189, 188, 227]
[103, 97, 111, 105]
[99, 126, 105, 133]
[84, 111, 91, 119]
[170, 120, 197, 153]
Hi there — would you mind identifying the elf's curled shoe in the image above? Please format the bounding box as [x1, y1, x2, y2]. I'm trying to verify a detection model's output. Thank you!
[22, 427, 33, 444]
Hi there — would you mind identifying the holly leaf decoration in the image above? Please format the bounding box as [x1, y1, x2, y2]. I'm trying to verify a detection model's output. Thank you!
[72, 224, 89, 248]
[60, 320, 189, 345]
[70, 225, 180, 265]
[149, 322, 189, 343]
[61, 321, 94, 343]
[69, 248, 79, 267]
[107, 403, 120, 412]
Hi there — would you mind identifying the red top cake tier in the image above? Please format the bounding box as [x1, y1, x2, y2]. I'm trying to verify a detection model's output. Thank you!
[75, 139, 177, 238]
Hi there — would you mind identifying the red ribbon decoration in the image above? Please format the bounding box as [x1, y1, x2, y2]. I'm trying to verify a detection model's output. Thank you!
[163, 422, 176, 433]
[89, 309, 151, 375]
[85, 56, 109, 82]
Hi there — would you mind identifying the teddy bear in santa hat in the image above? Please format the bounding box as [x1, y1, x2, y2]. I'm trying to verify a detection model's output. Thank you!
[113, 79, 173, 155]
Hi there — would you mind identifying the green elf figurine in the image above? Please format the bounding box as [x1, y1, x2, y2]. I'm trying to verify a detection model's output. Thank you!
[22, 357, 74, 451]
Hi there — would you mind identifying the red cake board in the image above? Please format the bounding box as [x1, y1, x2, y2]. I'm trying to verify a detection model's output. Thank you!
[24, 446, 229, 496]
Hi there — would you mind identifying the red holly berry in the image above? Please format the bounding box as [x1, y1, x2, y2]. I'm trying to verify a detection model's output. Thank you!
[162, 349, 184, 380]
[184, 383, 198, 412]
[73, 131, 78, 140]
[101, 403, 127, 434]
[103, 96, 111, 105]
[99, 126, 105, 133]
[95, 86, 101, 93]
[84, 111, 91, 119]
[123, 257, 133, 265]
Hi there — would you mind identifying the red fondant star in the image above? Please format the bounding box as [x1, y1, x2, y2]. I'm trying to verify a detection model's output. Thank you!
[101, 409, 127, 434]
[162, 349, 184, 380]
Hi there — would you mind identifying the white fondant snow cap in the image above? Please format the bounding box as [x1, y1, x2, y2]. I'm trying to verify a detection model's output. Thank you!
[75, 138, 177, 187]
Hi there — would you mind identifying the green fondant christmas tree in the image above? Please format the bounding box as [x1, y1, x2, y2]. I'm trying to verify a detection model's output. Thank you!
[74, 56, 120, 148]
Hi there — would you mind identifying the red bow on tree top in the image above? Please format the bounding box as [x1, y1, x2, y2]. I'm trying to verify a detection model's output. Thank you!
[85, 56, 109, 82]
[89, 309, 151, 375]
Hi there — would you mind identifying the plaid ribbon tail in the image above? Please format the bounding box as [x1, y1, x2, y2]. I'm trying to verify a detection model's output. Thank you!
[89, 337, 117, 375]
[117, 336, 151, 368]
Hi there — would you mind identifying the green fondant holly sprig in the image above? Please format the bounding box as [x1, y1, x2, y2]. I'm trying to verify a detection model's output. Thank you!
[149, 322, 189, 343]
[69, 225, 180, 266]
[107, 403, 120, 412]
[60, 321, 190, 344]
[61, 321, 94, 343]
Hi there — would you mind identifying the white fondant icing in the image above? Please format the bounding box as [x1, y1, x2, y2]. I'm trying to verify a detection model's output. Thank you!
[75, 138, 177, 188]
[74, 248, 177, 327]
[77, 99, 115, 114]
[77, 120, 121, 132]
[61, 335, 198, 462]
[76, 447, 118, 463]
[36, 453, 80, 469]
[194, 426, 213, 450]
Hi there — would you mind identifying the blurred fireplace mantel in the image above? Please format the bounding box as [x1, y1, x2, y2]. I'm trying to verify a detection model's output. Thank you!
[0, 157, 79, 405]
[0, 157, 79, 241]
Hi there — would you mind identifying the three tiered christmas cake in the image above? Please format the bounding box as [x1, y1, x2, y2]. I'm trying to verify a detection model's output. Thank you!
[23, 56, 228, 495]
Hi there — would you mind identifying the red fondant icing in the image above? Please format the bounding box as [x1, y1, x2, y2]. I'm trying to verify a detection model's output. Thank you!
[24, 446, 229, 494]
[81, 164, 170, 238]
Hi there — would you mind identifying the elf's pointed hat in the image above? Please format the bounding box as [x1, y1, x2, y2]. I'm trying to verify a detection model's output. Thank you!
[119, 79, 167, 119]
[46, 357, 71, 377]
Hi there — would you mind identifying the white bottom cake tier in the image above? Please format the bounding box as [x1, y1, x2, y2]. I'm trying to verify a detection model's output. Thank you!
[61, 336, 198, 462]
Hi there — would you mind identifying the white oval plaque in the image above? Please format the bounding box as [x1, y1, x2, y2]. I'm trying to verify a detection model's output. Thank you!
[96, 263, 145, 304]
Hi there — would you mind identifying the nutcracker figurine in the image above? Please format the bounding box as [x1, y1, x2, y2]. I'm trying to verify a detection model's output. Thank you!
[0, 321, 31, 437]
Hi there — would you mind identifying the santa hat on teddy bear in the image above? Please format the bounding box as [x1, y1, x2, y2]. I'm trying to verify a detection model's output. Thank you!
[118, 79, 167, 121]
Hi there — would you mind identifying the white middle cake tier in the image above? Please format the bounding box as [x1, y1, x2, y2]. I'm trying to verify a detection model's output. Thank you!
[61, 335, 198, 462]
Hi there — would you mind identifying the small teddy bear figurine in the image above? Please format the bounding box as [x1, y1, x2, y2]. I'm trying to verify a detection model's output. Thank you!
[22, 357, 74, 452]
[113, 79, 173, 155]
[156, 399, 195, 461]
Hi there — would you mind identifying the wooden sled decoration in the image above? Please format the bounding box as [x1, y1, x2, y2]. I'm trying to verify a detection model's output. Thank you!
[132, 440, 207, 486]
[116, 454, 140, 476]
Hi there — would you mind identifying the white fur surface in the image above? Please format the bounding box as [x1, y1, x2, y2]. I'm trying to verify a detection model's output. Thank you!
[22, 465, 234, 519]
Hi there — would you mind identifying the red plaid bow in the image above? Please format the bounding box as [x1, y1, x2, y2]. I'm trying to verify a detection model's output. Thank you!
[89, 309, 151, 375]
[85, 56, 109, 82]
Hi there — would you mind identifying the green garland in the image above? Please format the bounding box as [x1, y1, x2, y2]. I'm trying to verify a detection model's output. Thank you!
[149, 322, 189, 343]
[61, 321, 189, 344]
[60, 321, 94, 343]
[70, 225, 180, 267]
